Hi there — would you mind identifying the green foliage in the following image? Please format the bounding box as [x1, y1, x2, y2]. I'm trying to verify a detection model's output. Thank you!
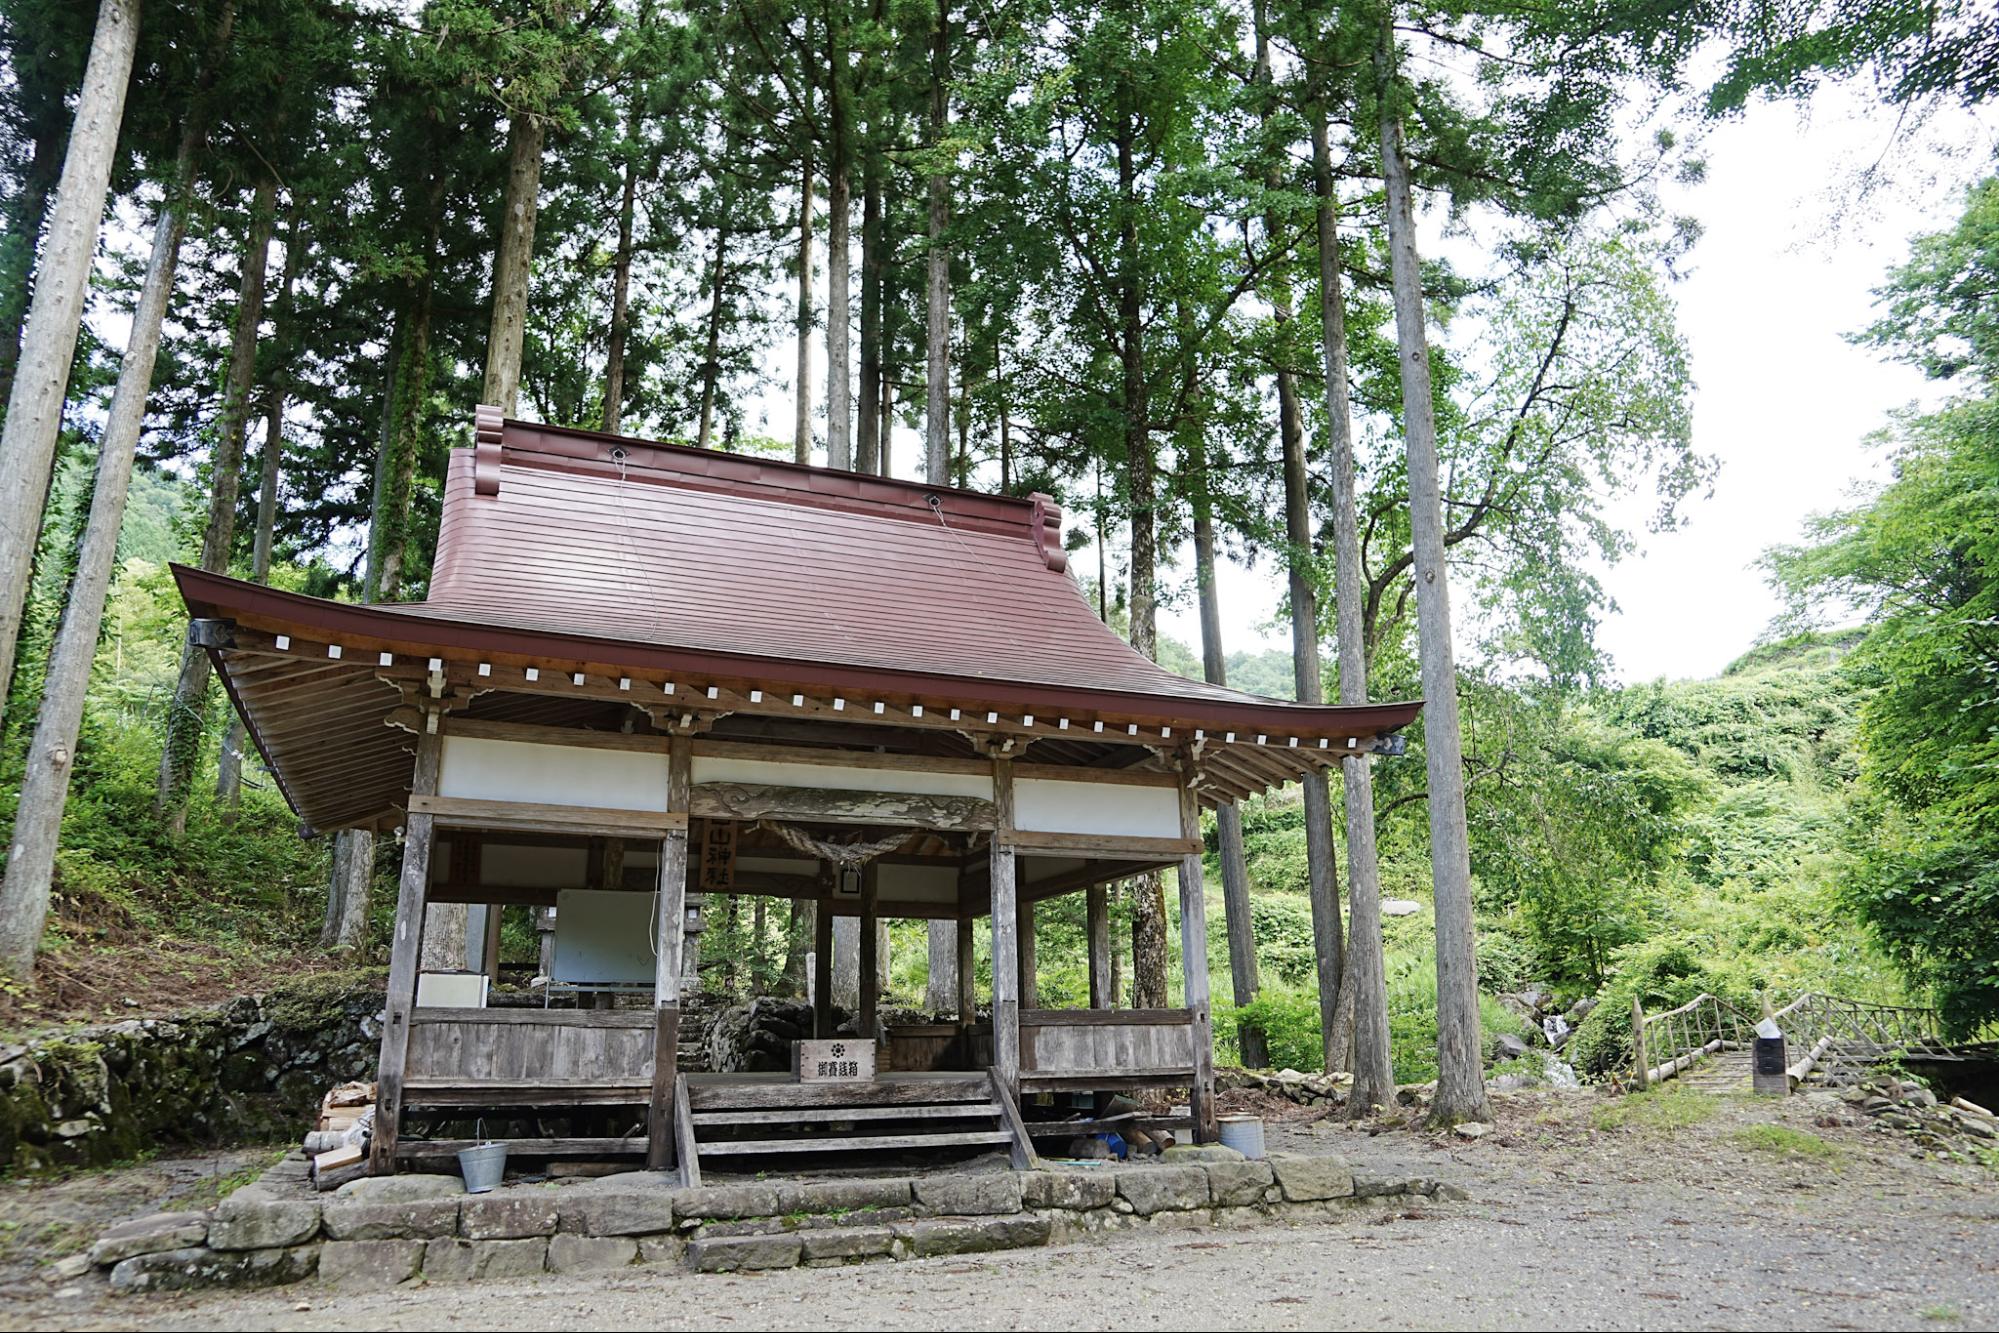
[1591, 1083, 1718, 1132]
[1733, 1123, 1842, 1161]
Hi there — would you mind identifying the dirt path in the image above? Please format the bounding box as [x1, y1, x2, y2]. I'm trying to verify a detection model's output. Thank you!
[5, 1087, 1996, 1331]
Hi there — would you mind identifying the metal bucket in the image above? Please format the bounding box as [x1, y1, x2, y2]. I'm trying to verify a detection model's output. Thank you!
[1217, 1114, 1266, 1160]
[457, 1140, 508, 1193]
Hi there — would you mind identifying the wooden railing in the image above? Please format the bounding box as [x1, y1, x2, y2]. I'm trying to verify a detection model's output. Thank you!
[1631, 991, 1984, 1093]
[1019, 1007, 1197, 1089]
[1628, 993, 1758, 1090]
[405, 1007, 655, 1090]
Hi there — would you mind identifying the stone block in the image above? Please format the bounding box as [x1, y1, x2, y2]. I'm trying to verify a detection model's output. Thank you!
[108, 1245, 318, 1293]
[208, 1194, 321, 1250]
[775, 1177, 912, 1215]
[674, 1182, 779, 1220]
[547, 1233, 638, 1273]
[556, 1179, 676, 1236]
[799, 1226, 894, 1262]
[894, 1213, 1051, 1258]
[421, 1237, 547, 1282]
[1269, 1152, 1354, 1202]
[636, 1233, 686, 1266]
[322, 1195, 459, 1241]
[1202, 1160, 1274, 1208]
[912, 1172, 1022, 1216]
[335, 1175, 464, 1203]
[687, 1232, 802, 1272]
[89, 1213, 207, 1267]
[1113, 1165, 1209, 1216]
[460, 1190, 560, 1240]
[318, 1239, 423, 1289]
[1021, 1170, 1115, 1211]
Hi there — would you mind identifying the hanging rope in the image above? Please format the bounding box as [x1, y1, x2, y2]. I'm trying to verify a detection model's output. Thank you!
[756, 819, 913, 867]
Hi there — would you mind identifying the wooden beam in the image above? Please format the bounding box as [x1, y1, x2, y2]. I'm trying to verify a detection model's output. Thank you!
[999, 830, 1199, 859]
[409, 793, 686, 839]
[369, 727, 441, 1175]
[689, 782, 995, 831]
[989, 755, 1020, 1095]
[647, 738, 692, 1172]
[444, 715, 670, 754]
[1175, 776, 1218, 1144]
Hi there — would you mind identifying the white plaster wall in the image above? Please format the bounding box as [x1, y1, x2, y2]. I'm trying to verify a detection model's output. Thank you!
[438, 735, 669, 811]
[1014, 777, 1181, 838]
[691, 755, 992, 801]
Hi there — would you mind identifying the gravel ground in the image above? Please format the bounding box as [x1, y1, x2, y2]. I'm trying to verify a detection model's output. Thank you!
[5, 1086, 1996, 1332]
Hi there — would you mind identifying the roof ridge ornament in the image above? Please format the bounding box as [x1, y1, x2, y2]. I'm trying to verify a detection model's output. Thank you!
[1030, 493, 1066, 573]
[473, 403, 505, 496]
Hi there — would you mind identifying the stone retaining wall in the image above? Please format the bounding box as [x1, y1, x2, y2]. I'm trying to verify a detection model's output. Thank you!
[90, 1150, 1467, 1293]
[0, 978, 383, 1171]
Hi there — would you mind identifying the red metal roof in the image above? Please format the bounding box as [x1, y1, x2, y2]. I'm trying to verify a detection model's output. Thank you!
[388, 418, 1267, 707]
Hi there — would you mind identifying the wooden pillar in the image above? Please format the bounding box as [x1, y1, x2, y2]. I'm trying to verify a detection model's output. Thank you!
[812, 895, 834, 1039]
[481, 905, 504, 985]
[858, 864, 880, 1044]
[1086, 883, 1111, 1010]
[369, 726, 442, 1175]
[646, 738, 692, 1172]
[990, 756, 1020, 1092]
[955, 913, 976, 1022]
[1016, 895, 1038, 1010]
[1175, 776, 1218, 1143]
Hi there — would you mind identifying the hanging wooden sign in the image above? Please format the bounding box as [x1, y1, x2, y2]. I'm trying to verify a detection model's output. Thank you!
[697, 819, 737, 891]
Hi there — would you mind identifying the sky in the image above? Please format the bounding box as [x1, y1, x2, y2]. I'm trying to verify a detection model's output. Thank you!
[751, 79, 1990, 689]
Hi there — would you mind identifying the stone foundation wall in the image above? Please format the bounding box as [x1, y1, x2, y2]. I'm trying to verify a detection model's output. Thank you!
[91, 1150, 1468, 1293]
[0, 978, 383, 1172]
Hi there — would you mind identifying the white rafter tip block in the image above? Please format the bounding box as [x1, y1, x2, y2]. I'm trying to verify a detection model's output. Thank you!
[1162, 726, 1172, 738]
[1225, 732, 1237, 743]
[274, 634, 291, 651]
[949, 708, 962, 721]
[327, 644, 343, 659]
[833, 698, 846, 711]
[477, 662, 491, 676]
[571, 672, 585, 686]
[618, 677, 631, 690]
[986, 711, 999, 724]
[428, 658, 443, 672]
[749, 689, 763, 703]
[1195, 728, 1205, 740]
[1022, 715, 1035, 727]
[791, 693, 804, 707]
[911, 704, 923, 718]
[705, 686, 719, 700]
[525, 667, 539, 681]
[1288, 737, 1298, 747]
[1319, 737, 1329, 748]
[873, 701, 886, 714]
[1257, 734, 1268, 745]
[1058, 718, 1070, 729]
[1127, 723, 1138, 735]
[378, 651, 393, 667]
[662, 681, 675, 695]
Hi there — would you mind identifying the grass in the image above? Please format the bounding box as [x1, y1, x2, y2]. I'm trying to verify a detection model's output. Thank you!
[1733, 1123, 1843, 1162]
[162, 1152, 282, 1212]
[1591, 1083, 1719, 1132]
[1919, 1306, 1962, 1323]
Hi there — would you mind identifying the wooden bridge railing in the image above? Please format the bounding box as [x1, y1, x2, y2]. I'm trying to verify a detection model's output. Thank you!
[1629, 993, 1760, 1090]
[1631, 991, 1979, 1093]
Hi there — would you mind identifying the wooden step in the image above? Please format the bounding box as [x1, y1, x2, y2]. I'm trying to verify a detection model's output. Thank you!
[693, 1101, 1003, 1127]
[684, 1077, 991, 1111]
[397, 1137, 645, 1159]
[696, 1129, 1014, 1158]
[402, 1079, 650, 1108]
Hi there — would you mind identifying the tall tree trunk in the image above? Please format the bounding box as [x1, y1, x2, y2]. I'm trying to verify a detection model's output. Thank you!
[923, 0, 951, 487]
[1376, 23, 1487, 1125]
[600, 138, 639, 434]
[877, 254, 896, 476]
[697, 225, 729, 449]
[857, 147, 882, 473]
[783, 898, 808, 993]
[1113, 101, 1169, 1011]
[218, 213, 305, 810]
[0, 114, 64, 406]
[0, 0, 141, 735]
[481, 111, 544, 416]
[1311, 95, 1395, 1112]
[1251, 0, 1343, 1073]
[794, 161, 815, 463]
[824, 20, 854, 471]
[0, 93, 208, 976]
[1189, 434, 1266, 1067]
[155, 175, 276, 836]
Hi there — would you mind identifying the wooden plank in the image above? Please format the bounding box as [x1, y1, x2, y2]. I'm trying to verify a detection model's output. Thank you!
[692, 737, 1183, 787]
[684, 1077, 991, 1110]
[648, 737, 693, 1172]
[411, 1007, 654, 1028]
[410, 793, 686, 838]
[690, 782, 995, 831]
[1019, 1068, 1196, 1092]
[369, 728, 442, 1175]
[423, 881, 563, 907]
[397, 1137, 645, 1159]
[697, 1130, 1014, 1157]
[999, 830, 1199, 859]
[1021, 1007, 1194, 1027]
[989, 756, 1020, 1095]
[1176, 776, 1218, 1144]
[692, 1102, 1001, 1127]
[673, 1074, 701, 1189]
[445, 716, 672, 753]
[988, 1067, 1039, 1171]
[401, 1081, 650, 1108]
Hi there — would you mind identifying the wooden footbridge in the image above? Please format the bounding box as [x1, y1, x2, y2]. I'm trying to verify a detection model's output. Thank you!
[1630, 992, 1997, 1093]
